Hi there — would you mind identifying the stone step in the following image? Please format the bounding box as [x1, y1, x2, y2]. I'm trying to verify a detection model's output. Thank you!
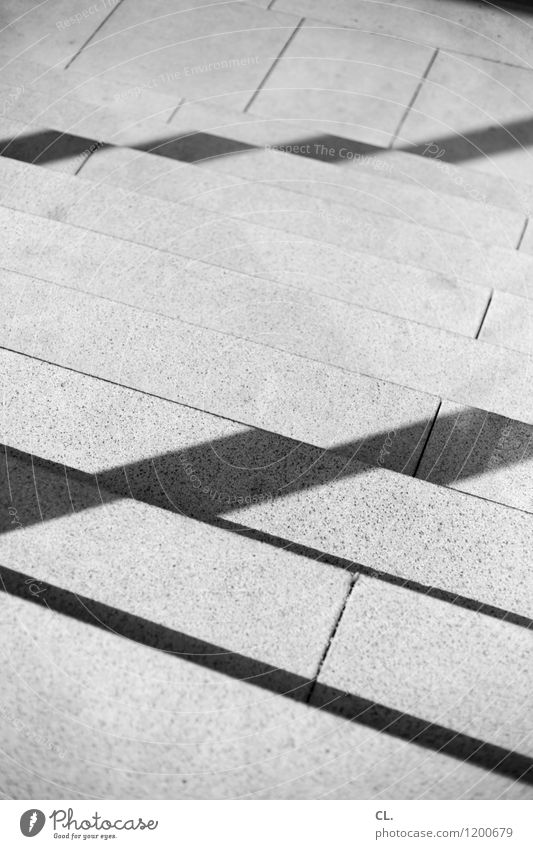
[0, 154, 490, 336]
[2, 591, 526, 799]
[0, 271, 438, 474]
[81, 146, 533, 301]
[0, 207, 531, 422]
[0, 74, 526, 247]
[1, 98, 532, 297]
[1, 347, 530, 619]
[167, 98, 533, 216]
[3, 51, 529, 219]
[316, 576, 533, 762]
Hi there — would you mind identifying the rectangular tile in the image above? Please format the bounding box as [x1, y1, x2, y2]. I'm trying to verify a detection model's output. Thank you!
[271, 0, 533, 67]
[415, 400, 533, 513]
[316, 577, 533, 757]
[251, 20, 435, 146]
[70, 1, 301, 111]
[479, 289, 533, 356]
[396, 51, 533, 184]
[0, 154, 492, 336]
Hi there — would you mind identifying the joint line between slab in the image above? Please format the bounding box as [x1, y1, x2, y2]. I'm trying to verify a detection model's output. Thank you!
[389, 47, 439, 149]
[306, 573, 359, 704]
[474, 289, 494, 340]
[242, 17, 305, 113]
[64, 0, 127, 69]
[411, 398, 442, 480]
[516, 218, 529, 251]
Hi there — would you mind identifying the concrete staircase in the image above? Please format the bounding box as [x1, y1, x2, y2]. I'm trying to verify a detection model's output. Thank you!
[0, 0, 532, 800]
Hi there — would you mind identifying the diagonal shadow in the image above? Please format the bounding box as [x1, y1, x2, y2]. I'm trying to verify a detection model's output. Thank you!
[396, 115, 533, 164]
[2, 112, 533, 175]
[1, 562, 531, 785]
[2, 404, 531, 534]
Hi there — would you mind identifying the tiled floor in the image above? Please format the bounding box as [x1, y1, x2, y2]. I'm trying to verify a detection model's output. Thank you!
[0, 0, 532, 801]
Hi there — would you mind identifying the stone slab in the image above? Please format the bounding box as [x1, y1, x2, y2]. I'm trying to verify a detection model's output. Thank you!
[270, 0, 533, 68]
[0, 0, 117, 67]
[316, 577, 533, 758]
[479, 290, 533, 356]
[70, 0, 301, 112]
[0, 271, 438, 473]
[0, 154, 491, 337]
[82, 144, 533, 300]
[415, 400, 533, 513]
[1, 593, 527, 799]
[250, 20, 435, 146]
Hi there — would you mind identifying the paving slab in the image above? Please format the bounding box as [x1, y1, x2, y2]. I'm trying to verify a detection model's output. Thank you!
[70, 1, 301, 112]
[250, 20, 435, 147]
[0, 154, 491, 336]
[396, 51, 533, 184]
[0, 50, 179, 118]
[82, 144, 533, 300]
[315, 577, 533, 759]
[415, 401, 533, 513]
[1, 593, 528, 799]
[1, 205, 531, 422]
[479, 290, 533, 356]
[0, 0, 118, 67]
[0, 273, 438, 474]
[270, 0, 533, 68]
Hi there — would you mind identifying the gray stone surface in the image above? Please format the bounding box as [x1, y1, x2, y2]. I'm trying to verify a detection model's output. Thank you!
[70, 0, 301, 112]
[167, 108, 525, 248]
[1, 593, 528, 799]
[0, 0, 115, 66]
[250, 20, 434, 146]
[479, 290, 533, 356]
[1, 205, 531, 422]
[396, 51, 533, 184]
[1, 346, 530, 618]
[230, 457, 533, 618]
[415, 401, 533, 513]
[0, 278, 438, 474]
[0, 154, 491, 336]
[270, 0, 533, 67]
[317, 576, 533, 756]
[82, 145, 533, 300]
